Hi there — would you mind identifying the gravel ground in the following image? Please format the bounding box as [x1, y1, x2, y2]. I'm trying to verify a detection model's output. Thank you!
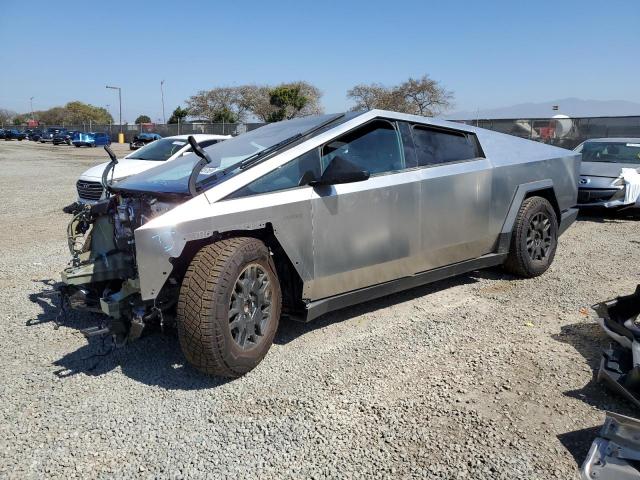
[1, 140, 639, 479]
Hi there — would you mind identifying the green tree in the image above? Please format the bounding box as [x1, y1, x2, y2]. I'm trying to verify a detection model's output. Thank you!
[135, 115, 151, 124]
[168, 106, 189, 124]
[64, 101, 113, 124]
[184, 82, 323, 123]
[37, 107, 67, 125]
[267, 85, 309, 122]
[211, 107, 237, 123]
[13, 114, 29, 126]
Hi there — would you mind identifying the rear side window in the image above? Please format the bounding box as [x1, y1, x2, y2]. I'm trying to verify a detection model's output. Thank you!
[321, 120, 403, 175]
[411, 126, 480, 167]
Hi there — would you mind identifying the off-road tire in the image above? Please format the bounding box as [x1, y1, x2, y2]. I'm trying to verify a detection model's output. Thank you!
[177, 237, 281, 377]
[504, 196, 558, 278]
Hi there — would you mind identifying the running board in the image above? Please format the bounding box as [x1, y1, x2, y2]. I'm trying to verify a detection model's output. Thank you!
[304, 253, 507, 322]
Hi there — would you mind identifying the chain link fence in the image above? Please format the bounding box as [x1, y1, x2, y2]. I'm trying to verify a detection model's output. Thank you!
[28, 116, 640, 148]
[453, 116, 640, 149]
[31, 122, 267, 142]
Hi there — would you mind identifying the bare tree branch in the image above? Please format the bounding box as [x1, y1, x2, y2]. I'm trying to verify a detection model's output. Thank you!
[347, 75, 454, 116]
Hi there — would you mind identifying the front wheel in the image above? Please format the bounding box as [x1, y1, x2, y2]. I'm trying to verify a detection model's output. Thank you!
[177, 237, 282, 377]
[504, 196, 558, 278]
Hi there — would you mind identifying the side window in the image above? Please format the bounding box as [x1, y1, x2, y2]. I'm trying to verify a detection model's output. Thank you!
[199, 139, 219, 148]
[227, 148, 321, 199]
[320, 120, 403, 175]
[411, 126, 480, 167]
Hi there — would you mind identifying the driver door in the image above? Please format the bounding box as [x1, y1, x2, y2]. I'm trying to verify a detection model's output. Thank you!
[308, 120, 421, 300]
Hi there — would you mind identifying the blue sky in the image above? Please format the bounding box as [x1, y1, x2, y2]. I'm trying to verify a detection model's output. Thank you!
[1, 0, 638, 121]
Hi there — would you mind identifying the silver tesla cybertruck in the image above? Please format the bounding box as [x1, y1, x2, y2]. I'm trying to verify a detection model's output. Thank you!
[60, 110, 580, 377]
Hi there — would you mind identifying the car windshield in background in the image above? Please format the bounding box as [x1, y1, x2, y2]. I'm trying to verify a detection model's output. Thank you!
[115, 113, 351, 194]
[582, 142, 640, 164]
[127, 138, 187, 161]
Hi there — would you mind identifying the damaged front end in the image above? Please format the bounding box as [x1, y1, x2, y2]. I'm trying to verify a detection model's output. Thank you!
[60, 147, 179, 344]
[594, 285, 640, 408]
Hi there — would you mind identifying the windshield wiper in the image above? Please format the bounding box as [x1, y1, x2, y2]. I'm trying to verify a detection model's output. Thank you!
[101, 145, 119, 193]
[231, 113, 347, 174]
[192, 133, 305, 193]
[190, 113, 347, 195]
[187, 136, 216, 196]
[238, 133, 303, 170]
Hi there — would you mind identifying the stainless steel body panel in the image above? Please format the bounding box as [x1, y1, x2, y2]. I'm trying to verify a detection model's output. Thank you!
[308, 158, 494, 300]
[416, 158, 493, 271]
[132, 109, 580, 307]
[135, 188, 315, 300]
[308, 171, 421, 300]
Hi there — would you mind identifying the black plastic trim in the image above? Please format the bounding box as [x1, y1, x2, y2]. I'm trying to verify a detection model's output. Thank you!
[304, 253, 507, 322]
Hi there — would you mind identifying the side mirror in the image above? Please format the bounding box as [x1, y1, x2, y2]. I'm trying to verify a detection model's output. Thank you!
[311, 155, 369, 186]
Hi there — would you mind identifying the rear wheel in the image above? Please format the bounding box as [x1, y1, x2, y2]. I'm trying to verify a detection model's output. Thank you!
[504, 196, 558, 278]
[177, 237, 281, 377]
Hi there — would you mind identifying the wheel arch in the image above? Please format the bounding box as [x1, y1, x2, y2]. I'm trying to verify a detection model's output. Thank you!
[496, 180, 560, 254]
[168, 223, 306, 317]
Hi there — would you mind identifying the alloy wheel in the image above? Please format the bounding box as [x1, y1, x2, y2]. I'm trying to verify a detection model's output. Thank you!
[228, 264, 272, 350]
[526, 212, 552, 261]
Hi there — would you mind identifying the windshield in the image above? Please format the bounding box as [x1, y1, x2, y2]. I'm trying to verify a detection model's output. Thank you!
[127, 138, 188, 161]
[582, 141, 640, 164]
[115, 113, 352, 194]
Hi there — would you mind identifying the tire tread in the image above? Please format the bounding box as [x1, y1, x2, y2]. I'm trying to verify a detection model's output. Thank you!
[177, 237, 279, 377]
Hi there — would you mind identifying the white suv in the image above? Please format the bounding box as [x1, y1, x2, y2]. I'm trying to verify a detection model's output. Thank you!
[75, 134, 230, 204]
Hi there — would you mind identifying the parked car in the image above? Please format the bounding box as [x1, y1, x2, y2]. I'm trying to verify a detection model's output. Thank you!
[40, 127, 66, 143]
[53, 130, 81, 145]
[27, 129, 43, 141]
[74, 134, 230, 204]
[575, 138, 640, 209]
[0, 129, 5, 139]
[72, 132, 111, 148]
[4, 129, 27, 141]
[129, 132, 162, 150]
[60, 110, 580, 377]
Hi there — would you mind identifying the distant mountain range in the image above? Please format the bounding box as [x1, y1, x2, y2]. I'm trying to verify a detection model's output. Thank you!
[445, 98, 640, 120]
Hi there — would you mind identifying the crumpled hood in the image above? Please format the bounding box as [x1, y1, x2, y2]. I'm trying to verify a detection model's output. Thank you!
[581, 161, 640, 179]
[80, 159, 165, 180]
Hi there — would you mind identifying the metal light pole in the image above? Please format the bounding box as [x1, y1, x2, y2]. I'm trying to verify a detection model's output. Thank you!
[105, 104, 112, 135]
[30, 97, 34, 121]
[160, 80, 166, 124]
[106, 85, 122, 134]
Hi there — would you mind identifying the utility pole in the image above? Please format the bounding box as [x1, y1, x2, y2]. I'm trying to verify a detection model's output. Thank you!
[106, 85, 122, 134]
[160, 80, 166, 124]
